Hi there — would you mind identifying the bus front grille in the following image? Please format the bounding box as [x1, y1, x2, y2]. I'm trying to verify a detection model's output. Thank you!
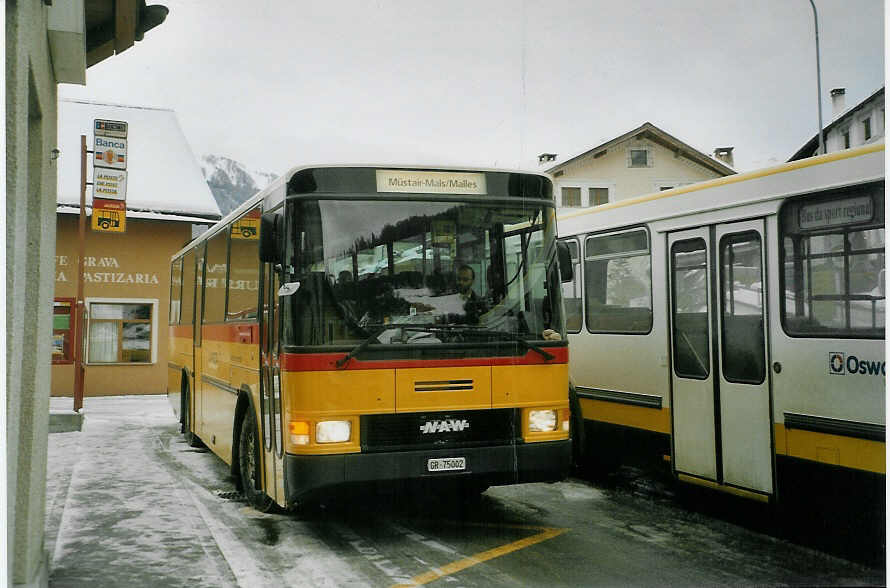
[360, 409, 520, 453]
[414, 379, 474, 392]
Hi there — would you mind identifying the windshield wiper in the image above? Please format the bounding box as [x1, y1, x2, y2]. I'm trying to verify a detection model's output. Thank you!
[335, 326, 390, 368]
[336, 324, 556, 367]
[335, 323, 441, 368]
[440, 327, 555, 361]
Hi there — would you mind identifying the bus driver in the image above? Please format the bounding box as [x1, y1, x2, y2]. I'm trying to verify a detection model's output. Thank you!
[456, 264, 488, 323]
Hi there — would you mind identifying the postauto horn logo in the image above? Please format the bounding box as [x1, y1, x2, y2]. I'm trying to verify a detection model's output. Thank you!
[829, 352, 886, 376]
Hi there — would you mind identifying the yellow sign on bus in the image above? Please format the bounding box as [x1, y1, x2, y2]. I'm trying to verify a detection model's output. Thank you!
[231, 217, 259, 240]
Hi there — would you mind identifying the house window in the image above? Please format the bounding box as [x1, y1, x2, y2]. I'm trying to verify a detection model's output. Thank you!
[52, 298, 76, 363]
[843, 130, 851, 149]
[863, 117, 872, 141]
[629, 148, 650, 168]
[561, 187, 582, 207]
[589, 187, 609, 206]
[87, 300, 156, 364]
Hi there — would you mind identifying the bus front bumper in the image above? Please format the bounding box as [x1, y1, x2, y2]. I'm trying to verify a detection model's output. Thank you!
[284, 440, 570, 503]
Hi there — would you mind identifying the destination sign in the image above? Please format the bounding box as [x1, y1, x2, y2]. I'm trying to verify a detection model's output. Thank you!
[799, 196, 873, 230]
[376, 170, 487, 195]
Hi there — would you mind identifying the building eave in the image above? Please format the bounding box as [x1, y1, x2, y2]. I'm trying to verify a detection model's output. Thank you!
[48, 0, 169, 84]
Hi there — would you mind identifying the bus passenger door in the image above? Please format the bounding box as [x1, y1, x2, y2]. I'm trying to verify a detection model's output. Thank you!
[194, 244, 206, 436]
[668, 229, 718, 482]
[260, 263, 283, 504]
[715, 220, 772, 495]
[668, 222, 773, 496]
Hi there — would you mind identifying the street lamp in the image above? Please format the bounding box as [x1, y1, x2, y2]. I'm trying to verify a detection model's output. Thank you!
[809, 0, 825, 156]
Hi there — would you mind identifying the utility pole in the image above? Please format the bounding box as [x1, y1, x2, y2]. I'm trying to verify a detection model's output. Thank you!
[809, 0, 825, 156]
[73, 135, 87, 411]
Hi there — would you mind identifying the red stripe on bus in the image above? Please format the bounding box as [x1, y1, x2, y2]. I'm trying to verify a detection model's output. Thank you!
[280, 346, 568, 371]
[201, 323, 261, 344]
[170, 324, 193, 337]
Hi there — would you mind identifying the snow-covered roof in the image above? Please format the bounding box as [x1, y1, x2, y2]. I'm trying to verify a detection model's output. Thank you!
[56, 205, 216, 224]
[57, 100, 221, 220]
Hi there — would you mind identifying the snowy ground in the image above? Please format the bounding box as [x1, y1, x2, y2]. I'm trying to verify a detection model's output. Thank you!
[45, 396, 884, 587]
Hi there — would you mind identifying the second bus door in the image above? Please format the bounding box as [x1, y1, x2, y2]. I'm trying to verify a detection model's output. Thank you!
[260, 264, 284, 504]
[667, 220, 773, 496]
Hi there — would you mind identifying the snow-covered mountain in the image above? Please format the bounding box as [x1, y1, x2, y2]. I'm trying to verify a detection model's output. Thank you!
[200, 154, 278, 216]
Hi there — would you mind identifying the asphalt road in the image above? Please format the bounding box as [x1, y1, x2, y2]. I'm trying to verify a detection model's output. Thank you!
[47, 396, 884, 587]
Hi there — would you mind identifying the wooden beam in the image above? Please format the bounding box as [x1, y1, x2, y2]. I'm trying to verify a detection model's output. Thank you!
[86, 39, 115, 67]
[114, 0, 137, 54]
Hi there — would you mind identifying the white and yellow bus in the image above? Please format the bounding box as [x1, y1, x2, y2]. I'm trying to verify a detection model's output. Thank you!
[168, 165, 573, 510]
[558, 144, 884, 514]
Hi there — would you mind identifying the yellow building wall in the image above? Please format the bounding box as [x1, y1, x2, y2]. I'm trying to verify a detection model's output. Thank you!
[52, 214, 193, 396]
[554, 138, 724, 203]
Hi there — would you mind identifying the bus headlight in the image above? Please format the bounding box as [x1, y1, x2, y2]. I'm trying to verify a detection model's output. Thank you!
[528, 409, 558, 432]
[316, 420, 351, 443]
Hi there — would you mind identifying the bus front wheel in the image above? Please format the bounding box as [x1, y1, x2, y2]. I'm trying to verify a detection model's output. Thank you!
[238, 409, 275, 512]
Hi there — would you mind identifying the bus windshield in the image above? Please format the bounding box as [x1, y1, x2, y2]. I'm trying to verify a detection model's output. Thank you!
[282, 198, 564, 349]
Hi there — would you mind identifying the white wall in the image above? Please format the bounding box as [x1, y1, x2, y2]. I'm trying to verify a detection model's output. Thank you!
[825, 94, 885, 154]
[552, 137, 726, 211]
[6, 3, 63, 586]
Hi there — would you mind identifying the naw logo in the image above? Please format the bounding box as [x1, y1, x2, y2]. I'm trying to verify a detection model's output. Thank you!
[419, 419, 470, 434]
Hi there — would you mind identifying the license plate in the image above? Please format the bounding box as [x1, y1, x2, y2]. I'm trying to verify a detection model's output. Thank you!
[427, 457, 466, 472]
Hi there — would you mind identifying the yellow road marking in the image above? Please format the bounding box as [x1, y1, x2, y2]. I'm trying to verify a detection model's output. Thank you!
[392, 524, 567, 587]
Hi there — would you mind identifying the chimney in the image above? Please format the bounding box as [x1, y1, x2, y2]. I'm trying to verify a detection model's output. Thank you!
[831, 88, 846, 118]
[713, 147, 734, 168]
[537, 153, 557, 165]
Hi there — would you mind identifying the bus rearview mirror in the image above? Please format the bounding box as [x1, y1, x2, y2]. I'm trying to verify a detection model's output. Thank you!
[556, 241, 573, 283]
[259, 213, 280, 263]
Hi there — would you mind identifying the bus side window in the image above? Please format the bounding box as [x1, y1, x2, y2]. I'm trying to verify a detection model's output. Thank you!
[720, 231, 765, 384]
[584, 229, 652, 334]
[169, 257, 183, 325]
[203, 231, 229, 324]
[227, 205, 262, 321]
[560, 238, 582, 333]
[671, 238, 710, 379]
[780, 188, 885, 337]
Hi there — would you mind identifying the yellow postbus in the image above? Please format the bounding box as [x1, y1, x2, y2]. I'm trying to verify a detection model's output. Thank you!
[168, 165, 574, 510]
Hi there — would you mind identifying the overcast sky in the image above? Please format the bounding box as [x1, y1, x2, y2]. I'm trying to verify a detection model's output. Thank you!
[59, 0, 885, 176]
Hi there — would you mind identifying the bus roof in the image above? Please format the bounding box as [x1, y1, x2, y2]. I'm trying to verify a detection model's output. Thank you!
[557, 142, 884, 236]
[172, 165, 553, 261]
